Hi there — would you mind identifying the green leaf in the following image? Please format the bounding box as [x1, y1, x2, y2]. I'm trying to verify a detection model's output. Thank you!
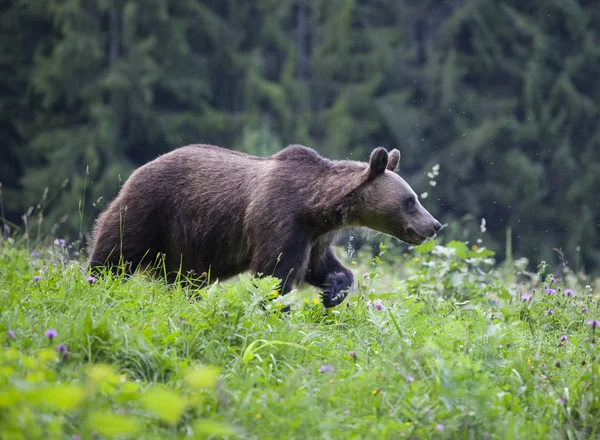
[43, 385, 85, 411]
[141, 387, 186, 424]
[185, 366, 220, 390]
[447, 241, 470, 259]
[193, 419, 238, 438]
[415, 239, 435, 253]
[89, 411, 142, 437]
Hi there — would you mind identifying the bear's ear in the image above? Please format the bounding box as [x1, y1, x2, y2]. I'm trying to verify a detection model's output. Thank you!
[366, 147, 389, 181]
[386, 149, 400, 171]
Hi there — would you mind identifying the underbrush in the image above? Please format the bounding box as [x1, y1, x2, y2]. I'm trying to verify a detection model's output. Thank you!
[1, 237, 600, 439]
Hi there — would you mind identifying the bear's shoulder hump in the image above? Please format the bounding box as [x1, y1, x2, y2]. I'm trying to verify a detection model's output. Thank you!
[272, 144, 324, 163]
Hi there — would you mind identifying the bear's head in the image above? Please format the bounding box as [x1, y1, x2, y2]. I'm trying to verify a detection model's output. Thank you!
[352, 147, 442, 245]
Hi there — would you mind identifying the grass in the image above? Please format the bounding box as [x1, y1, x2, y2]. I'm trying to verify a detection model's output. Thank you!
[1, 236, 600, 439]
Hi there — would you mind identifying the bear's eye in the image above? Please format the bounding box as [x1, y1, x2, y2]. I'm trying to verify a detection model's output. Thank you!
[404, 197, 416, 212]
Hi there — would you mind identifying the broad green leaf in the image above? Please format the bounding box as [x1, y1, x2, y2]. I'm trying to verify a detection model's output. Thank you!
[447, 241, 469, 259]
[43, 385, 85, 411]
[185, 366, 220, 390]
[193, 419, 238, 438]
[415, 239, 435, 253]
[89, 411, 142, 437]
[142, 387, 186, 424]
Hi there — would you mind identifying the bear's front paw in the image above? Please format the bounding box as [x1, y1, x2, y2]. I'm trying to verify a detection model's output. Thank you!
[322, 271, 354, 308]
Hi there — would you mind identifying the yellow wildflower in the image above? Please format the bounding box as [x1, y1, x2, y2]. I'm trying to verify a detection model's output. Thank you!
[255, 414, 262, 419]
[272, 290, 279, 298]
[351, 260, 357, 265]
[329, 379, 335, 383]
[472, 245, 479, 251]
[371, 390, 378, 395]
[412, 257, 420, 263]
[313, 297, 319, 305]
[405, 421, 412, 427]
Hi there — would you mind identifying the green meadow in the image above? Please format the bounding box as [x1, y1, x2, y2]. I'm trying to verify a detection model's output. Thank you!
[1, 237, 600, 439]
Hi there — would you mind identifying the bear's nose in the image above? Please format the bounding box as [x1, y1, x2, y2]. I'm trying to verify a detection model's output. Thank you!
[434, 221, 442, 231]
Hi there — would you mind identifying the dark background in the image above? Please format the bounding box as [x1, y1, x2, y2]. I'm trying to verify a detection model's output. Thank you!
[1, 0, 599, 272]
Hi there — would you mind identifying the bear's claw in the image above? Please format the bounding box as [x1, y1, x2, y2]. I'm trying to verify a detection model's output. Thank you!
[322, 271, 354, 308]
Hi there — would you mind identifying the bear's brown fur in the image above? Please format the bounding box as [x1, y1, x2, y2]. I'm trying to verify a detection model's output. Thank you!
[89, 144, 441, 307]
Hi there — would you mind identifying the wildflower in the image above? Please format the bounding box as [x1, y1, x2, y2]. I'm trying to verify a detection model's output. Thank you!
[560, 335, 568, 343]
[544, 288, 556, 295]
[405, 421, 412, 427]
[374, 301, 383, 311]
[86, 276, 97, 284]
[436, 424, 445, 432]
[371, 390, 378, 395]
[472, 245, 479, 251]
[7, 330, 15, 339]
[33, 275, 41, 282]
[582, 307, 589, 313]
[31, 250, 40, 258]
[319, 364, 334, 374]
[348, 351, 357, 360]
[564, 289, 574, 297]
[56, 344, 68, 357]
[344, 409, 350, 416]
[546, 309, 554, 315]
[255, 414, 262, 419]
[412, 257, 420, 263]
[586, 320, 600, 329]
[279, 397, 285, 403]
[366, 301, 372, 310]
[45, 329, 58, 341]
[363, 273, 370, 279]
[550, 277, 556, 284]
[53, 238, 66, 246]
[407, 376, 415, 383]
[521, 294, 532, 302]
[73, 435, 81, 440]
[351, 260, 357, 265]
[329, 379, 335, 383]
[312, 297, 319, 305]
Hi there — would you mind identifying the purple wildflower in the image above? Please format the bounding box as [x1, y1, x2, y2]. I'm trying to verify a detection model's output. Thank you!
[366, 301, 372, 310]
[348, 351, 357, 359]
[56, 344, 68, 357]
[363, 273, 370, 279]
[7, 330, 15, 339]
[560, 335, 568, 342]
[550, 277, 556, 284]
[521, 294, 532, 302]
[319, 364, 334, 374]
[407, 376, 415, 383]
[33, 275, 41, 282]
[344, 409, 350, 416]
[546, 309, 554, 315]
[545, 288, 556, 295]
[45, 329, 58, 341]
[86, 276, 97, 284]
[73, 435, 81, 440]
[564, 289, 574, 297]
[587, 320, 600, 329]
[583, 307, 589, 313]
[31, 250, 40, 258]
[585, 337, 590, 342]
[54, 238, 66, 246]
[436, 424, 445, 432]
[374, 301, 383, 311]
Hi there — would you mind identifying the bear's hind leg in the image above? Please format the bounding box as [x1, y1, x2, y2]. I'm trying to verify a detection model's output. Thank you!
[305, 246, 354, 308]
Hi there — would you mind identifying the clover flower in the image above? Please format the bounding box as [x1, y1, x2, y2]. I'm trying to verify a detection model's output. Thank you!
[53, 238, 66, 246]
[45, 329, 58, 341]
[319, 364, 334, 374]
[546, 309, 554, 316]
[374, 301, 383, 311]
[564, 289, 574, 297]
[33, 275, 41, 282]
[521, 294, 532, 302]
[7, 330, 15, 339]
[560, 335, 568, 343]
[582, 307, 589, 313]
[436, 424, 445, 432]
[86, 276, 97, 284]
[587, 320, 600, 329]
[545, 288, 556, 295]
[407, 376, 415, 383]
[56, 344, 68, 357]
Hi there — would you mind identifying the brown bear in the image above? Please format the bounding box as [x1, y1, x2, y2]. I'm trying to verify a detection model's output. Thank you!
[89, 144, 441, 307]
